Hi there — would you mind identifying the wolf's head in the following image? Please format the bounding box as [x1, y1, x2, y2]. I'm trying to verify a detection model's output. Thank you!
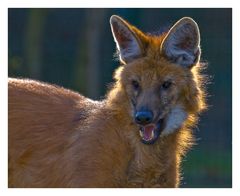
[109, 15, 206, 145]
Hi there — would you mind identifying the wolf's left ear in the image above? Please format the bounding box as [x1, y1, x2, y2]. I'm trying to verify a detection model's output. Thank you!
[161, 17, 201, 68]
[110, 15, 144, 64]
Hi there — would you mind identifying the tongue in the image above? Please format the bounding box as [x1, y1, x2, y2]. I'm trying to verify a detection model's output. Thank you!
[142, 124, 155, 140]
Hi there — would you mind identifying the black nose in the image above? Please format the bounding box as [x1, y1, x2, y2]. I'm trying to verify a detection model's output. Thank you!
[135, 110, 153, 125]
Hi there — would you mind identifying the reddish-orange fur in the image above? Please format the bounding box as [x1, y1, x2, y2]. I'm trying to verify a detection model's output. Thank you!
[8, 16, 206, 188]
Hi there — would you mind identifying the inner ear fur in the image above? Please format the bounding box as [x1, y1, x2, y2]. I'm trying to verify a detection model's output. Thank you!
[110, 15, 144, 64]
[161, 17, 201, 68]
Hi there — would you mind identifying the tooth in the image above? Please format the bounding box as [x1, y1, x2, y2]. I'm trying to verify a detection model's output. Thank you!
[139, 130, 143, 137]
[151, 131, 154, 139]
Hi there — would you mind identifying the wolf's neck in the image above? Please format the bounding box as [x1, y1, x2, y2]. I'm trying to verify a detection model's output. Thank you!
[105, 82, 132, 120]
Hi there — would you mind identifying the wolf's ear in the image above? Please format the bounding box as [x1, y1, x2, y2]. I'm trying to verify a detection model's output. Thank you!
[110, 15, 143, 64]
[161, 17, 201, 68]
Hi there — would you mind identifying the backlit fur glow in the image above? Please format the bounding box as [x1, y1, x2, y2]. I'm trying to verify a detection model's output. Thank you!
[9, 15, 207, 188]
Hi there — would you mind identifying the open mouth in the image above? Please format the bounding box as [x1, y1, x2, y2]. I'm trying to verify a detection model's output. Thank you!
[139, 119, 164, 145]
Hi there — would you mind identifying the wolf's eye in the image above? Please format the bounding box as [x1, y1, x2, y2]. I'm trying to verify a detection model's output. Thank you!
[131, 80, 140, 90]
[162, 81, 172, 90]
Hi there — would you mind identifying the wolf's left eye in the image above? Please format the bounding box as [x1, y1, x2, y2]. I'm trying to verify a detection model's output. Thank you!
[162, 81, 172, 90]
[131, 80, 140, 90]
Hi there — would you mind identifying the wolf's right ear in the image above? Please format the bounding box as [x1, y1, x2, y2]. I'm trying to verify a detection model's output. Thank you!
[161, 17, 201, 68]
[110, 15, 143, 64]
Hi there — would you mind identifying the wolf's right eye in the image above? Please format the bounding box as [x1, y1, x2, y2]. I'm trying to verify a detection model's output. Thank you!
[162, 81, 172, 90]
[131, 80, 140, 90]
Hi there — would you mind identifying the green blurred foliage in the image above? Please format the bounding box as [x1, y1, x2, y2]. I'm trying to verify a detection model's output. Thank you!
[8, 8, 232, 187]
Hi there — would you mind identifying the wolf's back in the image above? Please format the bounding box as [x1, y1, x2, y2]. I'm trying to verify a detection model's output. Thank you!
[8, 78, 100, 187]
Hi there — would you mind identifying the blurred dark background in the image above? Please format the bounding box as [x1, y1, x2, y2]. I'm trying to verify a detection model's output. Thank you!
[8, 8, 232, 188]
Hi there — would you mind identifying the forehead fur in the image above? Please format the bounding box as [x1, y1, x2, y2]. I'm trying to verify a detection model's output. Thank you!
[115, 56, 192, 86]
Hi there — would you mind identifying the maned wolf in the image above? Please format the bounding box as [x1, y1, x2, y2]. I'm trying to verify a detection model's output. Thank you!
[9, 15, 207, 187]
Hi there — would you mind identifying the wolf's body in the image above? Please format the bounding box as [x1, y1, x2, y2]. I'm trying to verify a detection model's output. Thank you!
[8, 15, 206, 187]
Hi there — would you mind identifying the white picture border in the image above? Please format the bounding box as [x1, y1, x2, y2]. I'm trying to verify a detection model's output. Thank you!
[1, 0, 238, 195]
